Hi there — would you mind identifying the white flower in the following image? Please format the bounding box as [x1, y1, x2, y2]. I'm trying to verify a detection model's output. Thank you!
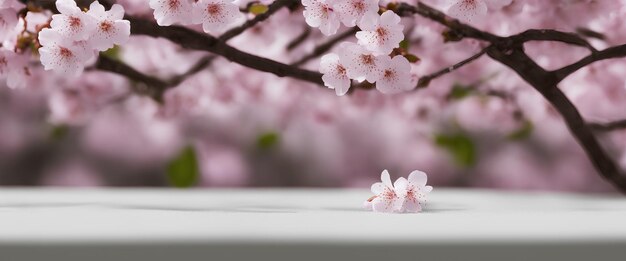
[302, 0, 341, 36]
[86, 2, 131, 51]
[320, 53, 351, 96]
[149, 0, 195, 26]
[370, 170, 404, 213]
[446, 0, 511, 22]
[193, 0, 244, 35]
[334, 0, 379, 27]
[0, 0, 23, 9]
[38, 29, 93, 76]
[394, 170, 433, 213]
[337, 42, 382, 83]
[375, 55, 412, 94]
[50, 0, 97, 40]
[0, 49, 30, 89]
[0, 8, 18, 43]
[447, 0, 487, 23]
[355, 10, 404, 55]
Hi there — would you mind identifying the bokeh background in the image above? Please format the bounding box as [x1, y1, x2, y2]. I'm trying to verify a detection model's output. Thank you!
[1, 0, 626, 192]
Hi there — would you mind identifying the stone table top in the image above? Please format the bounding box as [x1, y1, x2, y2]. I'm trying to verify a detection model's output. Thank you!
[1, 188, 625, 261]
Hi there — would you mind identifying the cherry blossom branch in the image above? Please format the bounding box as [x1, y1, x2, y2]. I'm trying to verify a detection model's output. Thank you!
[291, 27, 359, 67]
[95, 55, 215, 101]
[417, 46, 489, 88]
[553, 44, 626, 82]
[589, 120, 626, 132]
[125, 15, 325, 86]
[218, 0, 296, 41]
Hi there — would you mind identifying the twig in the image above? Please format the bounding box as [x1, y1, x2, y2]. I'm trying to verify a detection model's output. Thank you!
[218, 0, 295, 42]
[589, 120, 626, 132]
[291, 27, 358, 67]
[417, 47, 488, 88]
[553, 44, 626, 82]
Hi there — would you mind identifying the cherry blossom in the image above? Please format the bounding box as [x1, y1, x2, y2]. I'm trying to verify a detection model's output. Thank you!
[0, 8, 18, 42]
[320, 53, 351, 96]
[302, 0, 341, 36]
[355, 11, 404, 55]
[394, 170, 433, 213]
[337, 42, 382, 83]
[0, 0, 23, 10]
[334, 0, 380, 27]
[149, 0, 195, 26]
[369, 170, 404, 213]
[50, 0, 97, 41]
[375, 55, 413, 94]
[193, 0, 244, 35]
[38, 29, 93, 76]
[86, 2, 131, 51]
[446, 0, 512, 23]
[0, 50, 30, 89]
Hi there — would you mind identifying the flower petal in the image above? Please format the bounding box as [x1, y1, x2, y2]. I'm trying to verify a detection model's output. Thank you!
[408, 170, 428, 187]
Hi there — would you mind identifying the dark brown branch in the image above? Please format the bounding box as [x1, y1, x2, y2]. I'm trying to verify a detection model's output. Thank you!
[95, 55, 169, 100]
[95, 55, 216, 101]
[510, 29, 598, 52]
[589, 120, 626, 132]
[417, 46, 488, 88]
[218, 0, 295, 41]
[126, 15, 324, 86]
[291, 27, 359, 67]
[553, 44, 626, 82]
[287, 26, 312, 51]
[487, 44, 626, 193]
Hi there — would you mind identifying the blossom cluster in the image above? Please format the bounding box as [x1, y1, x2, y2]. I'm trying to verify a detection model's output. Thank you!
[304, 1, 414, 96]
[149, 0, 244, 35]
[364, 170, 433, 213]
[38, 0, 130, 76]
[0, 0, 27, 88]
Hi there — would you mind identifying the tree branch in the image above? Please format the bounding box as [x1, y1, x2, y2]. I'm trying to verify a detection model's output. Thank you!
[291, 27, 359, 67]
[589, 120, 626, 132]
[417, 46, 488, 88]
[553, 44, 626, 82]
[125, 15, 324, 86]
[218, 0, 296, 42]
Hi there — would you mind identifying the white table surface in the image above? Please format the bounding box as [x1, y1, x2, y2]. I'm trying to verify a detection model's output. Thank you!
[1, 188, 625, 261]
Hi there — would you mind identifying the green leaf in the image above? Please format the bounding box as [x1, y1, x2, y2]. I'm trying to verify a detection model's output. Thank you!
[167, 146, 200, 188]
[404, 54, 420, 63]
[101, 45, 121, 61]
[257, 132, 280, 149]
[507, 120, 534, 141]
[399, 39, 409, 50]
[249, 4, 269, 15]
[49, 124, 69, 141]
[435, 133, 477, 167]
[448, 84, 474, 100]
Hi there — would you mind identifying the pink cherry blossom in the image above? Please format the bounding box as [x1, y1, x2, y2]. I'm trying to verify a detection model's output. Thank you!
[193, 0, 244, 35]
[0, 50, 30, 89]
[149, 0, 195, 26]
[86, 2, 131, 51]
[370, 169, 404, 213]
[394, 170, 433, 213]
[337, 42, 382, 83]
[375, 55, 413, 94]
[446, 0, 512, 23]
[320, 53, 351, 96]
[334, 0, 380, 27]
[302, 0, 341, 36]
[0, 8, 18, 42]
[38, 29, 93, 76]
[0, 0, 23, 9]
[50, 0, 97, 41]
[355, 11, 404, 55]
